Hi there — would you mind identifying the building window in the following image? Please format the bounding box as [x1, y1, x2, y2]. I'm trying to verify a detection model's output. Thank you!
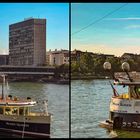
[53, 57, 55, 65]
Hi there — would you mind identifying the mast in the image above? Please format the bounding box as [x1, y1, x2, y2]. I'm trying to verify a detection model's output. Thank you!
[2, 76, 3, 99]
[1, 74, 5, 100]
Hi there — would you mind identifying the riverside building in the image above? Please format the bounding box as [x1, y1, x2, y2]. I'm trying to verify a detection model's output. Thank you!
[46, 49, 69, 66]
[9, 18, 46, 66]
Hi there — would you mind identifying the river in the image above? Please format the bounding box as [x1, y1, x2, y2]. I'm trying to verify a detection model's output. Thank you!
[71, 79, 140, 138]
[0, 82, 69, 138]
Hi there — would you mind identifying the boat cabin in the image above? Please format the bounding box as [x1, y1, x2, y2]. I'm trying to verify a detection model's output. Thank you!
[114, 81, 140, 99]
[0, 106, 29, 116]
[0, 95, 37, 116]
[114, 72, 140, 99]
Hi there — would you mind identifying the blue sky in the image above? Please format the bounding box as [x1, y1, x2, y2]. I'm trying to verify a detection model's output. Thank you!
[0, 3, 69, 54]
[72, 3, 140, 56]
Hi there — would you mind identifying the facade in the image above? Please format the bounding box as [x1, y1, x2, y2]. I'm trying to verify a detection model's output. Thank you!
[121, 53, 135, 60]
[46, 49, 69, 66]
[71, 49, 115, 63]
[71, 49, 84, 63]
[9, 18, 46, 66]
[97, 54, 115, 59]
[0, 55, 9, 65]
[121, 53, 140, 62]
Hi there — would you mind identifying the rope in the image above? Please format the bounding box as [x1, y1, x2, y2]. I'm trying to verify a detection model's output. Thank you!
[22, 114, 26, 138]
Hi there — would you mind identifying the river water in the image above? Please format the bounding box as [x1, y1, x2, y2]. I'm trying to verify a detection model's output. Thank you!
[71, 79, 140, 138]
[0, 82, 69, 138]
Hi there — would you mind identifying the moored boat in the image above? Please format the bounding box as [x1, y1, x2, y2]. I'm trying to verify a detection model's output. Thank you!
[99, 62, 140, 132]
[0, 74, 51, 138]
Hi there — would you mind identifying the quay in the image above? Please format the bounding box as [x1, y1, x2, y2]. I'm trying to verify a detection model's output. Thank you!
[0, 65, 68, 83]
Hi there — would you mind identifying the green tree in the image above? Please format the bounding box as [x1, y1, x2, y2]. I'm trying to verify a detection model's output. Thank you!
[94, 56, 106, 74]
[106, 57, 121, 72]
[55, 64, 69, 78]
[79, 52, 94, 74]
[71, 62, 79, 73]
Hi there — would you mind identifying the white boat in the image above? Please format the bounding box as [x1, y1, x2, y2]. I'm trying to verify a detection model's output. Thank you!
[100, 62, 140, 132]
[0, 74, 51, 138]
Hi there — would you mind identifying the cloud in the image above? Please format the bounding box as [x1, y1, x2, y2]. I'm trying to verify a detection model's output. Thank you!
[125, 25, 140, 29]
[106, 17, 140, 21]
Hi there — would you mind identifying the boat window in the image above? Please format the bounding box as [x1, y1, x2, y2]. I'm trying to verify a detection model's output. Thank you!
[135, 102, 140, 106]
[11, 107, 18, 115]
[136, 87, 140, 93]
[19, 107, 24, 115]
[5, 107, 11, 115]
[134, 86, 140, 98]
[25, 107, 29, 115]
[0, 107, 3, 114]
[19, 107, 29, 115]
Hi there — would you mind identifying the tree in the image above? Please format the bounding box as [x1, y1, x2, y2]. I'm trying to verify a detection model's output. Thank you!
[93, 56, 106, 74]
[106, 57, 122, 72]
[55, 64, 69, 79]
[71, 62, 80, 73]
[79, 52, 94, 74]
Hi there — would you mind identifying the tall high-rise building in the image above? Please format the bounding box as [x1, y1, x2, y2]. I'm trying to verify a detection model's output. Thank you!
[0, 55, 9, 65]
[9, 18, 46, 66]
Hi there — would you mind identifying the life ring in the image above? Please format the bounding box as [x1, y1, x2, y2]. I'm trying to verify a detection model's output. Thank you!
[127, 122, 131, 127]
[122, 122, 126, 127]
[132, 122, 137, 128]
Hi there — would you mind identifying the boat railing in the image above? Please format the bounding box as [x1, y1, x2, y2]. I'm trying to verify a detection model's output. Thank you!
[112, 93, 129, 99]
[29, 112, 50, 117]
[114, 72, 140, 82]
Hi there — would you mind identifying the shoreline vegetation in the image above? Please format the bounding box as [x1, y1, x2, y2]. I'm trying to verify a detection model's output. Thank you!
[71, 50, 140, 80]
[71, 74, 112, 80]
[0, 76, 69, 84]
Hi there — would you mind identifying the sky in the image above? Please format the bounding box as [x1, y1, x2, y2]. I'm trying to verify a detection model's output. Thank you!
[71, 3, 140, 57]
[0, 3, 69, 54]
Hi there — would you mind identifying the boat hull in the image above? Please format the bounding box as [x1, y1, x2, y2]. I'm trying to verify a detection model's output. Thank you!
[0, 119, 50, 138]
[110, 112, 140, 131]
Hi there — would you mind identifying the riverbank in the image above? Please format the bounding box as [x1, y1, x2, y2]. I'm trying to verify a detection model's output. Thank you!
[71, 75, 112, 80]
[0, 76, 69, 85]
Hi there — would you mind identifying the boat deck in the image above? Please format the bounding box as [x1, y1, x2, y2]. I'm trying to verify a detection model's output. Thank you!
[113, 93, 129, 99]
[113, 93, 140, 100]
[99, 120, 113, 130]
[0, 96, 36, 106]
